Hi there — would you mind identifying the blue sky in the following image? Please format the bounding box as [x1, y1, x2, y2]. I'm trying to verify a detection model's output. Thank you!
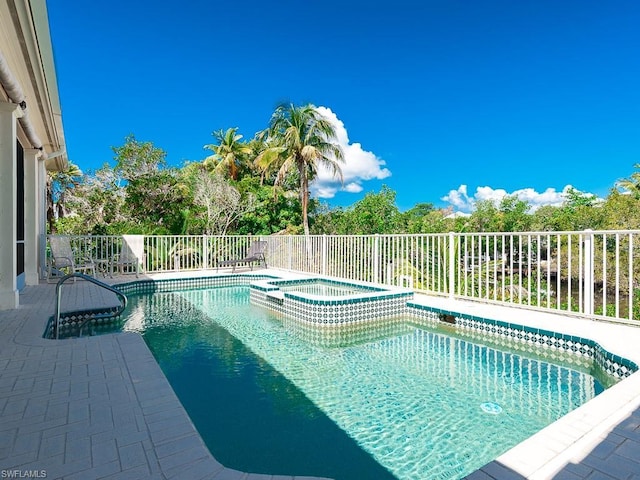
[47, 0, 640, 212]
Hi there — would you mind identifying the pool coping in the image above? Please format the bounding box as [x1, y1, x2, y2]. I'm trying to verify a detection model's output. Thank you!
[5, 269, 640, 479]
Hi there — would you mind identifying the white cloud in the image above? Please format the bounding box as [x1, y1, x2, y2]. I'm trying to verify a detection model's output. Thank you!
[343, 182, 364, 193]
[309, 106, 391, 199]
[441, 185, 472, 210]
[442, 184, 592, 213]
[475, 186, 509, 204]
[444, 211, 471, 219]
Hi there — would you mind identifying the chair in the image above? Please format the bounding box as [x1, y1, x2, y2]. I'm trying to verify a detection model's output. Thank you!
[48, 236, 96, 281]
[217, 240, 267, 272]
[110, 235, 144, 277]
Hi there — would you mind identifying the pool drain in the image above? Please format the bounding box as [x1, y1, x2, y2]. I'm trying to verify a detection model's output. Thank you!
[480, 402, 503, 414]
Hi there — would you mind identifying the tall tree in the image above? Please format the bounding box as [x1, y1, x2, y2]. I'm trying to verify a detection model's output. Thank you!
[53, 165, 126, 235]
[563, 187, 598, 209]
[112, 134, 167, 183]
[46, 162, 82, 233]
[349, 185, 401, 234]
[203, 127, 252, 181]
[123, 168, 187, 233]
[190, 169, 255, 235]
[111, 136, 187, 233]
[256, 103, 344, 236]
[499, 195, 532, 232]
[602, 189, 640, 229]
[617, 164, 640, 199]
[234, 176, 302, 235]
[402, 202, 436, 233]
[468, 199, 501, 232]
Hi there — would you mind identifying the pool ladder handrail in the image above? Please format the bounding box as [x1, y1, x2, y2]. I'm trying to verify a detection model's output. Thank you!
[54, 273, 128, 339]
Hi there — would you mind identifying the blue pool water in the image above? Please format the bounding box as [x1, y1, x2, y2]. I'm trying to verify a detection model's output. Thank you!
[276, 279, 380, 296]
[121, 286, 606, 480]
[281, 283, 369, 296]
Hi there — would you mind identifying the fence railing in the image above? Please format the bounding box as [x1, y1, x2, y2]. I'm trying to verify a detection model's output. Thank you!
[46, 230, 640, 324]
[44, 234, 263, 276]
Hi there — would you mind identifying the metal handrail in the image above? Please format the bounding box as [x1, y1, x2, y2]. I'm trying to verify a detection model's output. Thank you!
[54, 273, 128, 339]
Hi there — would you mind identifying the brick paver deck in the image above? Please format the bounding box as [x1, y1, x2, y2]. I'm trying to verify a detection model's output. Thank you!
[1, 271, 640, 479]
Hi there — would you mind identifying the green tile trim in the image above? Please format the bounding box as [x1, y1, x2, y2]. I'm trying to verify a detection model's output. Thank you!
[406, 302, 638, 377]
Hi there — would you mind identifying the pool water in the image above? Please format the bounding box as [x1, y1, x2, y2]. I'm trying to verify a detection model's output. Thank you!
[122, 286, 606, 480]
[278, 279, 375, 296]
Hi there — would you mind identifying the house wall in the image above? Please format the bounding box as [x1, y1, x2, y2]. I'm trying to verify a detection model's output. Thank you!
[0, 102, 19, 308]
[0, 0, 68, 309]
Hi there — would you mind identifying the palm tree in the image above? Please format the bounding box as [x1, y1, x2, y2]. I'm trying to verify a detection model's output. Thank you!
[617, 163, 640, 199]
[256, 103, 344, 236]
[46, 162, 82, 233]
[203, 127, 252, 181]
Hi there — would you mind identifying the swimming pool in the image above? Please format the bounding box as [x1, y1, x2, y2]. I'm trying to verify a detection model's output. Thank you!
[118, 283, 620, 480]
[250, 276, 412, 327]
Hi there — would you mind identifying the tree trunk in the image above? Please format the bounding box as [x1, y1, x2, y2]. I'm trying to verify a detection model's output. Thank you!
[301, 174, 310, 237]
[46, 178, 56, 233]
[300, 173, 314, 270]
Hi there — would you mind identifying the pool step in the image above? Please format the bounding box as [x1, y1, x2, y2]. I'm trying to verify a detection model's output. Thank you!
[265, 290, 285, 305]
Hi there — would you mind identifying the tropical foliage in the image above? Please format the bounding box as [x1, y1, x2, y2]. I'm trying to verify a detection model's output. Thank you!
[48, 104, 640, 238]
[203, 128, 252, 180]
[47, 162, 82, 233]
[256, 103, 344, 236]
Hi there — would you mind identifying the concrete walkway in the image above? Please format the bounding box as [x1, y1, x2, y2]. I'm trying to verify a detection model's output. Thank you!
[1, 270, 640, 479]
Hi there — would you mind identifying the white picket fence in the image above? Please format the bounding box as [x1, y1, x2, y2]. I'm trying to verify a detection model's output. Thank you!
[46, 230, 640, 324]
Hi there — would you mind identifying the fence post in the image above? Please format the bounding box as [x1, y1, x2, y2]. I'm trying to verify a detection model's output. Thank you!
[449, 232, 455, 299]
[202, 235, 208, 269]
[142, 235, 147, 272]
[288, 237, 293, 271]
[583, 229, 594, 316]
[322, 234, 327, 276]
[373, 234, 380, 284]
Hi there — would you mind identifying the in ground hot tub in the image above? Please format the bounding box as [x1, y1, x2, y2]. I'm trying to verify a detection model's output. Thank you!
[249, 277, 413, 327]
[278, 278, 379, 296]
